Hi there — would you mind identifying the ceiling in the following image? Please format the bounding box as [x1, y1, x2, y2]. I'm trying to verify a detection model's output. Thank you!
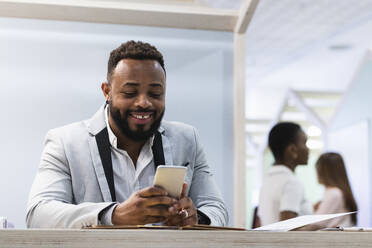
[187, 0, 372, 118]
[237, 0, 372, 119]
[243, 0, 372, 88]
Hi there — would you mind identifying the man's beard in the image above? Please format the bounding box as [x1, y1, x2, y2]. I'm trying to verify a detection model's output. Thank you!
[108, 101, 164, 142]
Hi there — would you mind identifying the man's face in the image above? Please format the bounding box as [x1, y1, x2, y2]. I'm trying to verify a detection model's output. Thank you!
[106, 59, 166, 141]
[294, 130, 309, 165]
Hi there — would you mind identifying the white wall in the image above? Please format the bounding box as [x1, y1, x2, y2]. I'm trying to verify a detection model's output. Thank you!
[329, 51, 372, 226]
[0, 17, 234, 228]
[327, 121, 370, 226]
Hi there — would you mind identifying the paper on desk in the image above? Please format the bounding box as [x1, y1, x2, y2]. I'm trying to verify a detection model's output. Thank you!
[254, 212, 356, 232]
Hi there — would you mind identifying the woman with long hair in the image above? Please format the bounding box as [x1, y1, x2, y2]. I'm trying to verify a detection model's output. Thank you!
[314, 152, 358, 227]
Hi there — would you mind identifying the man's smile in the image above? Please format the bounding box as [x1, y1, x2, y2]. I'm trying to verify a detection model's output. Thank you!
[129, 112, 154, 124]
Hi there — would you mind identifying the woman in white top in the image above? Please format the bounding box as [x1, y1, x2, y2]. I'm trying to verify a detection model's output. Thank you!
[314, 152, 358, 227]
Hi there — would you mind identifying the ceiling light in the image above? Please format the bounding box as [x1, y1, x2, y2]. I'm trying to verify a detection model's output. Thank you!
[307, 125, 322, 137]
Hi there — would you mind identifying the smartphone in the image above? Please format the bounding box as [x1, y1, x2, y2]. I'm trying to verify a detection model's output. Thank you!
[153, 165, 187, 198]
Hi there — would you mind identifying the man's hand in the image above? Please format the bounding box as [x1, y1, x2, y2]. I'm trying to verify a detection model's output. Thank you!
[112, 186, 176, 225]
[165, 183, 198, 226]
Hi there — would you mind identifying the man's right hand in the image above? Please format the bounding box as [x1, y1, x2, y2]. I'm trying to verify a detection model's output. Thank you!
[112, 186, 176, 225]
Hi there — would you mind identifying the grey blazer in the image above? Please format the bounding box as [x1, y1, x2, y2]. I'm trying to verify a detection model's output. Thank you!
[26, 106, 228, 228]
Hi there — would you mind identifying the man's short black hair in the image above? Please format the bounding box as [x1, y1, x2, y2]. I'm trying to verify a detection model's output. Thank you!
[107, 40, 165, 82]
[268, 122, 302, 161]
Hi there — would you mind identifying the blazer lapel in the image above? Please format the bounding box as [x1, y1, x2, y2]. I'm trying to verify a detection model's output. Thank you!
[88, 137, 113, 202]
[86, 105, 113, 202]
[158, 126, 174, 166]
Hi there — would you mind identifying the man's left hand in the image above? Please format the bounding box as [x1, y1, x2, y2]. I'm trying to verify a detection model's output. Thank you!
[165, 183, 198, 226]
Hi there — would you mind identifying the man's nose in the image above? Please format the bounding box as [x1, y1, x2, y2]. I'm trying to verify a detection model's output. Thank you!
[135, 94, 152, 108]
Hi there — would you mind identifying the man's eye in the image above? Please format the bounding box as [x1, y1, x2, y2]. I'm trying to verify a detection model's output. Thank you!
[149, 92, 162, 98]
[123, 92, 136, 97]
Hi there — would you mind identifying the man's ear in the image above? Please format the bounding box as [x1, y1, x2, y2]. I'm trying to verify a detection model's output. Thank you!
[101, 82, 111, 101]
[286, 144, 298, 160]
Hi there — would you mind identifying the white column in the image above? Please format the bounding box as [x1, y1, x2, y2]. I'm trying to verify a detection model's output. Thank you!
[233, 32, 246, 227]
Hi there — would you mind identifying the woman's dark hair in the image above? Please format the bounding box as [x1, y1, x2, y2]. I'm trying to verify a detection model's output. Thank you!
[316, 152, 358, 224]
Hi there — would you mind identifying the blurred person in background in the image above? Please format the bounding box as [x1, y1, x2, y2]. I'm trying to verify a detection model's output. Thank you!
[258, 122, 312, 226]
[313, 152, 358, 227]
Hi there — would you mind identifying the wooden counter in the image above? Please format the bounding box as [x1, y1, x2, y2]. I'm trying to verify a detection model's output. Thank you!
[1, 229, 371, 248]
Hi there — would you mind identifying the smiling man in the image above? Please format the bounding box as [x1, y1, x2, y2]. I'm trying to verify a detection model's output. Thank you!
[26, 41, 228, 228]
